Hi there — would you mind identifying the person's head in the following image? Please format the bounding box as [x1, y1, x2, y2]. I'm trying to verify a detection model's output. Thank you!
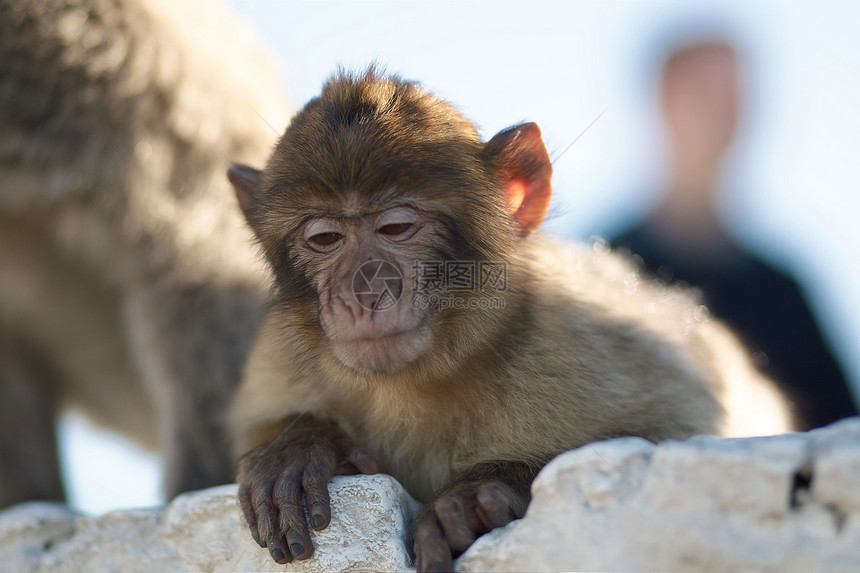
[660, 40, 741, 174]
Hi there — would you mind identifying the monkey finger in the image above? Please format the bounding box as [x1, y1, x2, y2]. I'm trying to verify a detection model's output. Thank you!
[302, 467, 332, 531]
[273, 472, 313, 560]
[334, 460, 361, 475]
[432, 495, 477, 554]
[475, 482, 519, 530]
[413, 517, 454, 573]
[343, 447, 380, 474]
[250, 485, 281, 549]
[285, 526, 314, 561]
[251, 488, 290, 563]
[267, 536, 292, 566]
[237, 483, 262, 546]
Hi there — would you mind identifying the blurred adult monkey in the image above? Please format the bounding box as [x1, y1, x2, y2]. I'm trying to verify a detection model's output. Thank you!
[228, 70, 792, 571]
[0, 0, 287, 506]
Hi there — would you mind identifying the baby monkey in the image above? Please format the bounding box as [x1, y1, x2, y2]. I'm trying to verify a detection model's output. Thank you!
[228, 69, 792, 571]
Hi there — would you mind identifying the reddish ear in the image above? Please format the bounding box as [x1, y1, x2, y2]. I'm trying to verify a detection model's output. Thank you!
[227, 164, 262, 226]
[484, 122, 552, 237]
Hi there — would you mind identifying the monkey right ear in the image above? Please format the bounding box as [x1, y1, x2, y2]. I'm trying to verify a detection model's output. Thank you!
[227, 164, 262, 224]
[484, 123, 553, 237]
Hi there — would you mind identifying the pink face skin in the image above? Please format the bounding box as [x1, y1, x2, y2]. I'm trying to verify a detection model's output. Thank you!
[291, 201, 439, 372]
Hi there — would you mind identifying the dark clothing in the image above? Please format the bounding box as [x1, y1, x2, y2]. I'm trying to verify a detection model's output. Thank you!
[613, 226, 857, 430]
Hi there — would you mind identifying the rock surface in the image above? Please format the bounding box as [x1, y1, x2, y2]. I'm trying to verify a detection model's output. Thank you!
[2, 419, 859, 572]
[458, 417, 860, 572]
[0, 474, 420, 573]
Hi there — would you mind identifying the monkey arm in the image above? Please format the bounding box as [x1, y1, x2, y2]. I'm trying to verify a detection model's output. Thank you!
[235, 412, 379, 565]
[412, 460, 540, 572]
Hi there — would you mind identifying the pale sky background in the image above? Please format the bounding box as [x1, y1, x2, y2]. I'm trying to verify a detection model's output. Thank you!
[61, 0, 860, 515]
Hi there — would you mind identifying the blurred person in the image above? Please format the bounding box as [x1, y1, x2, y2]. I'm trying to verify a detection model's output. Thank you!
[610, 39, 857, 430]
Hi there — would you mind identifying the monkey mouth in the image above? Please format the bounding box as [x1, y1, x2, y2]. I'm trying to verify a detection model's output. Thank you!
[330, 324, 432, 372]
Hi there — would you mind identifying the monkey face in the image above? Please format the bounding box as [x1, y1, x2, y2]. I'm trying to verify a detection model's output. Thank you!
[291, 202, 440, 372]
[227, 70, 553, 380]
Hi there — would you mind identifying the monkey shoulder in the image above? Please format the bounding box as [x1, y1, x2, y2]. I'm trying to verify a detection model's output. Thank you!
[520, 234, 714, 366]
[506, 235, 729, 439]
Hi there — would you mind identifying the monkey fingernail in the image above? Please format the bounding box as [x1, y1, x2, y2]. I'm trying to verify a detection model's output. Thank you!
[312, 513, 325, 529]
[290, 542, 305, 557]
[270, 548, 287, 563]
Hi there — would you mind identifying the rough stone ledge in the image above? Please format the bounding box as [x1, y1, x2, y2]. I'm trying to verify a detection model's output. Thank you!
[458, 416, 860, 572]
[0, 474, 420, 573]
[2, 417, 858, 572]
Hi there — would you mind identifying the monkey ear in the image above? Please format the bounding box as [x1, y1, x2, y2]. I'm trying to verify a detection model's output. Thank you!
[484, 122, 552, 237]
[227, 164, 262, 225]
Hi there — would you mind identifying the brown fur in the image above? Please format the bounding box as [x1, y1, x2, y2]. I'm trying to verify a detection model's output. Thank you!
[228, 69, 792, 569]
[0, 0, 288, 506]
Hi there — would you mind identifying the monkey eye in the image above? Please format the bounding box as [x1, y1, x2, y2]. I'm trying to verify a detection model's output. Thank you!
[304, 219, 344, 251]
[377, 223, 414, 236]
[375, 207, 421, 240]
[308, 232, 343, 247]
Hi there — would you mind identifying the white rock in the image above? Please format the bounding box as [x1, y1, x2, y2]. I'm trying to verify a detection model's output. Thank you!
[0, 474, 420, 573]
[0, 502, 77, 572]
[458, 417, 860, 573]
[4, 420, 859, 572]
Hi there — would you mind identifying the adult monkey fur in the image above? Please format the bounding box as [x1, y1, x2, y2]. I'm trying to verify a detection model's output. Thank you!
[229, 70, 794, 571]
[0, 0, 287, 506]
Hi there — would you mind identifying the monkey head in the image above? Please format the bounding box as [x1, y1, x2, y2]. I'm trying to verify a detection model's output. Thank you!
[228, 70, 552, 381]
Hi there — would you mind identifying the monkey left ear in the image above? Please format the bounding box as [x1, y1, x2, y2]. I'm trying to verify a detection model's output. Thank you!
[484, 122, 552, 237]
[227, 164, 262, 226]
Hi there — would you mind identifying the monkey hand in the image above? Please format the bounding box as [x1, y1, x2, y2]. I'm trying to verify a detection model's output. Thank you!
[236, 416, 378, 565]
[413, 479, 530, 572]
